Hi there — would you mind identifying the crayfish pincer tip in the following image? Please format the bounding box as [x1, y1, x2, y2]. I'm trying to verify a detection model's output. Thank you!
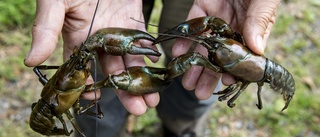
[152, 52, 162, 57]
[280, 104, 289, 112]
[256, 104, 263, 110]
[281, 107, 287, 112]
[152, 41, 158, 45]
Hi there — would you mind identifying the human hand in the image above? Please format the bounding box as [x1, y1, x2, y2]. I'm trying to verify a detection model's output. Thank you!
[24, 0, 159, 116]
[172, 0, 280, 99]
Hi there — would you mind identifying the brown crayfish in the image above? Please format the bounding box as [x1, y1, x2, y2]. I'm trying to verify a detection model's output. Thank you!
[154, 16, 295, 111]
[29, 28, 171, 136]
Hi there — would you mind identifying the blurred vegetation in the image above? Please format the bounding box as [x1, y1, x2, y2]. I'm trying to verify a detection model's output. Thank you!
[0, 0, 320, 137]
[0, 0, 36, 30]
[0, 0, 34, 93]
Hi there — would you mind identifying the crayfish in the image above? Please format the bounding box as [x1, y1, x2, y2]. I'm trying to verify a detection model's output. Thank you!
[29, 28, 169, 137]
[154, 16, 295, 111]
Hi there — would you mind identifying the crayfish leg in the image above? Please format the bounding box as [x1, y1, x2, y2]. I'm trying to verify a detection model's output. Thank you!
[65, 110, 86, 137]
[33, 65, 60, 86]
[73, 99, 104, 118]
[226, 82, 250, 108]
[213, 83, 238, 95]
[56, 114, 73, 136]
[256, 82, 264, 110]
[213, 82, 241, 101]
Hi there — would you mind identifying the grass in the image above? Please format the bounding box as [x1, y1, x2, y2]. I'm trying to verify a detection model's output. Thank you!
[0, 0, 320, 137]
[0, 0, 36, 30]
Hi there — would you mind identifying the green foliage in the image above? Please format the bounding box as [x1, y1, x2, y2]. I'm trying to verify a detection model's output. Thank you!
[132, 109, 161, 136]
[0, 120, 42, 137]
[0, 0, 36, 30]
[272, 14, 294, 36]
[301, 8, 317, 23]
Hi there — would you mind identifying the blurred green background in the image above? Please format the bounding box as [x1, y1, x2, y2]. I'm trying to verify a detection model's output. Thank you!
[0, 0, 320, 137]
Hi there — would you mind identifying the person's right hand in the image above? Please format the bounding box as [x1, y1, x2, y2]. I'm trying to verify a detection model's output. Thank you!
[171, 0, 280, 100]
[24, 0, 160, 116]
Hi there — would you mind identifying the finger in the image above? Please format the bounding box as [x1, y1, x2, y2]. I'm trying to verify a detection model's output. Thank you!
[182, 66, 203, 90]
[172, 3, 207, 58]
[172, 38, 194, 57]
[181, 44, 207, 90]
[115, 90, 147, 116]
[143, 93, 160, 108]
[221, 73, 236, 86]
[242, 0, 280, 55]
[24, 0, 65, 67]
[98, 51, 125, 75]
[195, 69, 221, 100]
[185, 1, 207, 20]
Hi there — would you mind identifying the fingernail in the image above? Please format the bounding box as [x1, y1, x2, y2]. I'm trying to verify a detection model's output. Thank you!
[256, 35, 264, 54]
[24, 48, 33, 66]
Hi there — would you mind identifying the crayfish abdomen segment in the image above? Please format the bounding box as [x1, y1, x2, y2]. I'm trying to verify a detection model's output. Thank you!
[30, 99, 64, 136]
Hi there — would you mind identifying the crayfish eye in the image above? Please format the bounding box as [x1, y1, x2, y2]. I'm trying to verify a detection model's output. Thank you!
[177, 24, 189, 34]
[70, 54, 74, 59]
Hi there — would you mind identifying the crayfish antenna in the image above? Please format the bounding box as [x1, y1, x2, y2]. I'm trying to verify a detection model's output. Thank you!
[130, 17, 160, 28]
[150, 32, 205, 44]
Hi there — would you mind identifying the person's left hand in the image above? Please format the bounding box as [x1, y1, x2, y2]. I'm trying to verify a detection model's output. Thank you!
[24, 0, 160, 116]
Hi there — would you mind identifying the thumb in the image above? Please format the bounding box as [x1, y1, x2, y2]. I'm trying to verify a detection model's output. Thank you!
[24, 0, 65, 67]
[242, 0, 280, 55]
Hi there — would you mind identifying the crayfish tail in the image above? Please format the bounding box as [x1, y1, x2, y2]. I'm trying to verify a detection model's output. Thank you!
[265, 59, 295, 111]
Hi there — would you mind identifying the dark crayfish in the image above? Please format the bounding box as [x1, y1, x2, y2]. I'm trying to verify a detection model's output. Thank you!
[154, 16, 295, 111]
[29, 27, 166, 137]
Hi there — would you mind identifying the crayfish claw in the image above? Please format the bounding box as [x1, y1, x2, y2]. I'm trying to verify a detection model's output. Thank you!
[127, 44, 161, 56]
[85, 28, 161, 56]
[154, 17, 208, 44]
[87, 66, 172, 95]
[154, 16, 239, 44]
